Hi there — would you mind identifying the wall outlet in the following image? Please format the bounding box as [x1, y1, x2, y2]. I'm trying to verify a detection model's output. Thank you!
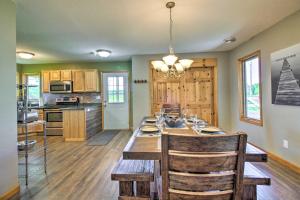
[283, 139, 289, 149]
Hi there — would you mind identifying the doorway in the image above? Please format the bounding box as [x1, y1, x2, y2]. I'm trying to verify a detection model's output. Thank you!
[102, 72, 129, 130]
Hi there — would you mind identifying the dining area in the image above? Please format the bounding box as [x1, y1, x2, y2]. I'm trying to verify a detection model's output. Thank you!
[111, 105, 271, 200]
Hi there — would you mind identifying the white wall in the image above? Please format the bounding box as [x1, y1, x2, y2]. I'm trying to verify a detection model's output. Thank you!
[0, 0, 18, 196]
[229, 10, 300, 166]
[132, 52, 231, 130]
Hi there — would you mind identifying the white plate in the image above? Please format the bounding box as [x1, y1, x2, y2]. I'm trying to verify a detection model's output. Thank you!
[145, 118, 157, 123]
[201, 127, 222, 133]
[140, 125, 159, 133]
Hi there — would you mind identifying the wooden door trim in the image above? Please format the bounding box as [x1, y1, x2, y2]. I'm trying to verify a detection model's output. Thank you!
[149, 58, 218, 126]
[101, 71, 131, 130]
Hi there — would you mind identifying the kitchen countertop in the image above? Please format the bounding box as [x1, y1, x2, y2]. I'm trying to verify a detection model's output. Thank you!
[31, 103, 101, 110]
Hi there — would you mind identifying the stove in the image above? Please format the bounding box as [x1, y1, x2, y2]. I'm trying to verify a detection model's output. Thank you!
[44, 97, 80, 136]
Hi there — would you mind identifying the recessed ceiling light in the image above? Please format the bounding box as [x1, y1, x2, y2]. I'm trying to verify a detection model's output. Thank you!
[224, 37, 236, 44]
[96, 49, 111, 58]
[17, 51, 35, 59]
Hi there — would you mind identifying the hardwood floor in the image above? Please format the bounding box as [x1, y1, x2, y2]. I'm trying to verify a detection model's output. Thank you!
[13, 131, 300, 200]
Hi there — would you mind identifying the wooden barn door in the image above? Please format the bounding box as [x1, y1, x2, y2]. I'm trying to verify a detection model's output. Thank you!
[151, 70, 184, 114]
[150, 59, 217, 125]
[184, 67, 214, 124]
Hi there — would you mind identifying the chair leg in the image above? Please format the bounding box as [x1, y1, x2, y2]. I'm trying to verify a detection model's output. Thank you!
[119, 181, 134, 197]
[136, 181, 151, 197]
[243, 185, 257, 200]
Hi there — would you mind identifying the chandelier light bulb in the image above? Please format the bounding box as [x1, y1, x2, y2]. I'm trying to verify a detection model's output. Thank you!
[151, 60, 164, 70]
[175, 63, 184, 72]
[179, 59, 194, 69]
[161, 64, 169, 73]
[163, 54, 178, 66]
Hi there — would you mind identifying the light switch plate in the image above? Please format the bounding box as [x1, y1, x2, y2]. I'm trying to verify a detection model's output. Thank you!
[283, 139, 289, 149]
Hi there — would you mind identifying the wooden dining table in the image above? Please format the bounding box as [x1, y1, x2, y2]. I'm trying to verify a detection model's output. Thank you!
[123, 117, 268, 162]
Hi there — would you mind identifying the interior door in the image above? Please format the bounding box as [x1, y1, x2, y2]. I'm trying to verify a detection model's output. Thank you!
[102, 72, 129, 130]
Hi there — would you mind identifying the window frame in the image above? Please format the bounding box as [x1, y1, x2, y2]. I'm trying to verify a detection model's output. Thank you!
[23, 73, 41, 102]
[238, 50, 263, 126]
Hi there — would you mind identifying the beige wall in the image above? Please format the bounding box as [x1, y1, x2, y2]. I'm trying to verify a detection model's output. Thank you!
[229, 10, 300, 166]
[0, 0, 18, 196]
[132, 52, 231, 130]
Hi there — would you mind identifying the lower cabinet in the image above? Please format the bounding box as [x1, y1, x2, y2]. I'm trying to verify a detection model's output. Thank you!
[63, 110, 86, 141]
[63, 105, 102, 141]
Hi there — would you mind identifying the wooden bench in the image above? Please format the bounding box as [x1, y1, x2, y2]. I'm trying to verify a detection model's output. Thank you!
[243, 162, 271, 200]
[111, 159, 155, 200]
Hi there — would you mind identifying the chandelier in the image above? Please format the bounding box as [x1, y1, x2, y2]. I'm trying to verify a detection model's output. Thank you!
[151, 1, 193, 79]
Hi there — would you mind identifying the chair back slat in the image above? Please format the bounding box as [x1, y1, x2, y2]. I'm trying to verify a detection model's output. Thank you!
[161, 132, 247, 200]
[169, 171, 234, 192]
[169, 152, 237, 173]
[162, 104, 181, 115]
[169, 188, 233, 200]
[168, 134, 239, 152]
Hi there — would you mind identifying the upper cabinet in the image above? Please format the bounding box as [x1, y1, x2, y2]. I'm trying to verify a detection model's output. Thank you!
[42, 71, 50, 93]
[50, 70, 61, 81]
[61, 70, 72, 81]
[84, 69, 99, 92]
[72, 70, 85, 92]
[42, 69, 99, 93]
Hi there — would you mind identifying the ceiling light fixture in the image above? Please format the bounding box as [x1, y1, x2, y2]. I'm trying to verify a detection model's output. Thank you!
[96, 49, 111, 58]
[151, 1, 193, 79]
[224, 37, 236, 44]
[17, 51, 35, 59]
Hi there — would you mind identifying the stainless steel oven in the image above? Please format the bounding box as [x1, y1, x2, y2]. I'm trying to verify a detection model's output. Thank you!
[45, 109, 63, 135]
[50, 81, 72, 93]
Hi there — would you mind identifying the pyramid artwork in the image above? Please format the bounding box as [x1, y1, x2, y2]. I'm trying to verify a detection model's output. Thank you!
[274, 58, 300, 105]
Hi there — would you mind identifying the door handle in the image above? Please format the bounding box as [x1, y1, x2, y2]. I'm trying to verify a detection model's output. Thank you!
[103, 100, 107, 107]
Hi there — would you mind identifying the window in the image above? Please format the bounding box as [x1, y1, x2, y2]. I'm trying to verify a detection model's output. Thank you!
[25, 74, 41, 102]
[108, 76, 125, 103]
[238, 51, 263, 126]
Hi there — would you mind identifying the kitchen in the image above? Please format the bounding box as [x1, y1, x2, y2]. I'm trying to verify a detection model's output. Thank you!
[17, 69, 103, 141]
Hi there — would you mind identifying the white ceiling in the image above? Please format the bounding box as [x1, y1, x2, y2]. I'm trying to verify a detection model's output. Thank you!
[16, 0, 300, 64]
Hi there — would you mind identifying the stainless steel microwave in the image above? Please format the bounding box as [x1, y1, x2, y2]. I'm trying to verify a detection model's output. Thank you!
[50, 81, 72, 93]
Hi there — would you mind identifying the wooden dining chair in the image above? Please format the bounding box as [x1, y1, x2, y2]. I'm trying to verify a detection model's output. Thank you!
[162, 104, 181, 116]
[161, 132, 247, 200]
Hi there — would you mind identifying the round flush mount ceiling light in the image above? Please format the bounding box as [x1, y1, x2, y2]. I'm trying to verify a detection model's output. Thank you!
[96, 49, 111, 57]
[224, 37, 236, 44]
[17, 51, 35, 59]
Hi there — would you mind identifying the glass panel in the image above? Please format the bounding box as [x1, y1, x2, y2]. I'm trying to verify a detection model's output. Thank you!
[107, 75, 125, 103]
[243, 57, 260, 120]
[27, 75, 40, 101]
[47, 112, 63, 122]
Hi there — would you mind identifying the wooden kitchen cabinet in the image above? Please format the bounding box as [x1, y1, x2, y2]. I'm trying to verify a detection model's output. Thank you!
[50, 70, 61, 81]
[61, 70, 72, 81]
[42, 71, 50, 93]
[72, 70, 85, 92]
[63, 110, 86, 141]
[85, 69, 99, 92]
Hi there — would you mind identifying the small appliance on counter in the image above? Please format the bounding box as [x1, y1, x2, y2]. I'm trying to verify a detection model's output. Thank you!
[44, 97, 80, 136]
[49, 80, 72, 93]
[55, 97, 79, 105]
[17, 100, 39, 123]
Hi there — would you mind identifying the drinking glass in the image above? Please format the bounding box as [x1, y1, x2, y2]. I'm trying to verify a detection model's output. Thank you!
[155, 112, 161, 121]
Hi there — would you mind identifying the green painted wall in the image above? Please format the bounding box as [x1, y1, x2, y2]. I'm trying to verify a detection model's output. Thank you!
[19, 61, 131, 74]
[19, 61, 133, 128]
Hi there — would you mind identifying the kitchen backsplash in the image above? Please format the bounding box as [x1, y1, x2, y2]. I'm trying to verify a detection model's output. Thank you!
[43, 93, 101, 105]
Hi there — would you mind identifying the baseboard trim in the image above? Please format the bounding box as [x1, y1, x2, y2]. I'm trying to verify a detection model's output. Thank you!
[249, 142, 300, 174]
[267, 151, 300, 174]
[0, 184, 20, 200]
